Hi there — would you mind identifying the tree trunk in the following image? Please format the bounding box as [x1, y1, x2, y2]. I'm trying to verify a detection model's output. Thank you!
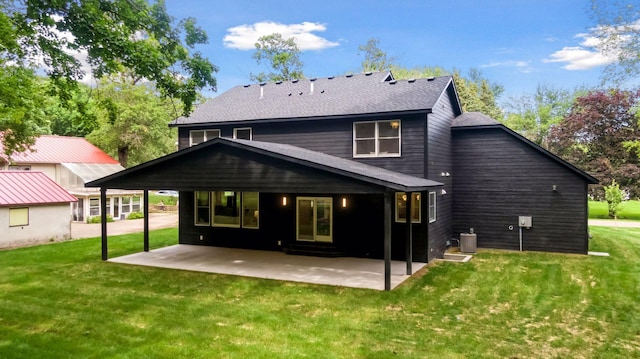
[118, 146, 129, 168]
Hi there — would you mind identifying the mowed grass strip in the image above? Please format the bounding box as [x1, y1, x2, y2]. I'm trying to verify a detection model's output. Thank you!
[0, 227, 638, 358]
[589, 200, 640, 220]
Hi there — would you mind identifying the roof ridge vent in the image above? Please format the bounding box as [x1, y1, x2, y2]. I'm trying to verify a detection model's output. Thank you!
[243, 84, 251, 88]
[292, 79, 299, 83]
[427, 77, 435, 81]
[328, 76, 334, 79]
[408, 78, 416, 83]
[346, 73, 353, 78]
[365, 71, 372, 76]
[389, 80, 397, 85]
[310, 77, 317, 81]
[275, 81, 283, 85]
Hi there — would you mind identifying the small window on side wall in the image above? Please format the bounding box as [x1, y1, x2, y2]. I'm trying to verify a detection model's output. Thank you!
[9, 207, 29, 227]
[233, 128, 252, 140]
[428, 192, 436, 223]
[395, 192, 421, 223]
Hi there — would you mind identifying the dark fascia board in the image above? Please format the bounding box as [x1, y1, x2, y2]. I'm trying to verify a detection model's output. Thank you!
[444, 78, 463, 117]
[452, 124, 599, 184]
[169, 109, 433, 128]
[87, 138, 442, 192]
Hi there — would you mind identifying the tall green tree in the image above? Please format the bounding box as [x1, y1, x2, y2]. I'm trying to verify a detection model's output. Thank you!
[548, 89, 640, 198]
[590, 0, 640, 85]
[358, 38, 397, 72]
[502, 85, 581, 148]
[46, 83, 100, 137]
[387, 66, 504, 121]
[0, 62, 49, 158]
[87, 75, 177, 167]
[0, 0, 217, 154]
[250, 33, 304, 83]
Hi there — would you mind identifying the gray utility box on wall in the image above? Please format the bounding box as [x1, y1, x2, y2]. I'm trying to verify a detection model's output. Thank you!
[460, 233, 477, 253]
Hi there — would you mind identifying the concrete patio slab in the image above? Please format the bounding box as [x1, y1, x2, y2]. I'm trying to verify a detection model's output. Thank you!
[109, 245, 426, 291]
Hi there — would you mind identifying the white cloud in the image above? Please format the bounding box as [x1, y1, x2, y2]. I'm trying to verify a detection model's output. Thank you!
[223, 21, 339, 51]
[544, 29, 620, 70]
[481, 60, 533, 73]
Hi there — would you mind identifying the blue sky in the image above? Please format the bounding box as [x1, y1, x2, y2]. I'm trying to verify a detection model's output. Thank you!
[164, 0, 620, 104]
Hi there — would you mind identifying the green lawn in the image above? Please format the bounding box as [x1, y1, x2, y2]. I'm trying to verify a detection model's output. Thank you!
[589, 200, 640, 220]
[0, 227, 639, 358]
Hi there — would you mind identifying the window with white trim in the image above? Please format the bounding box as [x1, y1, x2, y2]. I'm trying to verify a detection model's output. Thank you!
[233, 128, 252, 140]
[428, 192, 437, 223]
[195, 191, 210, 226]
[89, 198, 100, 216]
[9, 207, 29, 227]
[353, 120, 401, 157]
[395, 192, 421, 223]
[190, 129, 220, 146]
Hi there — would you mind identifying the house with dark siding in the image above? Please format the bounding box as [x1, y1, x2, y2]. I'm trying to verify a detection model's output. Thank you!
[87, 71, 597, 290]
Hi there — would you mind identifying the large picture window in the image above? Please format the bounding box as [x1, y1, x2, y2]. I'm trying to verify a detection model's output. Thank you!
[195, 191, 210, 226]
[353, 120, 400, 157]
[428, 192, 437, 223]
[89, 198, 100, 216]
[213, 191, 241, 227]
[9, 207, 29, 227]
[395, 192, 421, 223]
[190, 129, 220, 146]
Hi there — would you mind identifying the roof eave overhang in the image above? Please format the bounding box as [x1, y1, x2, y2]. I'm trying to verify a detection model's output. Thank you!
[169, 109, 433, 128]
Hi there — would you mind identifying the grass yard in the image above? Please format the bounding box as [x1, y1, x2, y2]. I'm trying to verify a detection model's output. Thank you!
[589, 200, 640, 220]
[0, 227, 639, 358]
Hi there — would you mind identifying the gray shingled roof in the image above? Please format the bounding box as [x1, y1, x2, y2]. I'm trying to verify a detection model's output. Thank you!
[452, 111, 501, 127]
[171, 72, 454, 126]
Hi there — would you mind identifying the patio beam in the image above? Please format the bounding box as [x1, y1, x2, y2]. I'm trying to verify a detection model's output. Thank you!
[405, 192, 413, 275]
[143, 189, 149, 252]
[384, 191, 392, 291]
[100, 187, 108, 260]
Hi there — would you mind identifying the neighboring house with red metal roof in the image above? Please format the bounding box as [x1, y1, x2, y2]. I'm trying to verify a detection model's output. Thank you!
[0, 135, 143, 222]
[0, 171, 77, 248]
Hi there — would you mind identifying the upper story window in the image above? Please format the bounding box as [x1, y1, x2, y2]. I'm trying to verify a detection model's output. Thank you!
[190, 129, 220, 146]
[428, 192, 437, 223]
[353, 120, 401, 157]
[234, 128, 252, 140]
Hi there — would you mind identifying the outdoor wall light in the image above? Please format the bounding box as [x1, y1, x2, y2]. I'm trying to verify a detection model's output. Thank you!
[282, 196, 288, 206]
[441, 189, 447, 195]
[552, 185, 558, 192]
[341, 197, 347, 208]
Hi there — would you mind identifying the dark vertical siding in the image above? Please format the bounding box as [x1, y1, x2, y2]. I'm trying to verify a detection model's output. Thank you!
[452, 128, 589, 254]
[426, 90, 456, 261]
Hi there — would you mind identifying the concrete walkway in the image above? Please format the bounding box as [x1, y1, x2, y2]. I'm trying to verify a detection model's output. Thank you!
[109, 244, 426, 291]
[71, 212, 178, 239]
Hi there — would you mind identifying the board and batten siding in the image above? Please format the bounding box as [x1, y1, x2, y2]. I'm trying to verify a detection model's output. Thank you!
[452, 128, 590, 254]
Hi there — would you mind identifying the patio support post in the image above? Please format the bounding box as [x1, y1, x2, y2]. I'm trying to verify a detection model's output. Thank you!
[143, 189, 149, 252]
[100, 187, 108, 260]
[405, 192, 413, 275]
[384, 191, 392, 291]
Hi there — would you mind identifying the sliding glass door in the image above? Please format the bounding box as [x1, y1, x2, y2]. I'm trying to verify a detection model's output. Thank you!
[296, 197, 332, 243]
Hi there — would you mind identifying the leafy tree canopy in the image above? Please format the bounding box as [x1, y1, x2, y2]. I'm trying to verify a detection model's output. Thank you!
[0, 0, 217, 113]
[87, 73, 178, 168]
[358, 38, 397, 72]
[250, 33, 304, 83]
[548, 89, 640, 198]
[590, 0, 640, 85]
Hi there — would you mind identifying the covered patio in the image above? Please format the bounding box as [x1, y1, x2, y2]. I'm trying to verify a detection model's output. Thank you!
[87, 138, 442, 290]
[109, 245, 426, 290]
